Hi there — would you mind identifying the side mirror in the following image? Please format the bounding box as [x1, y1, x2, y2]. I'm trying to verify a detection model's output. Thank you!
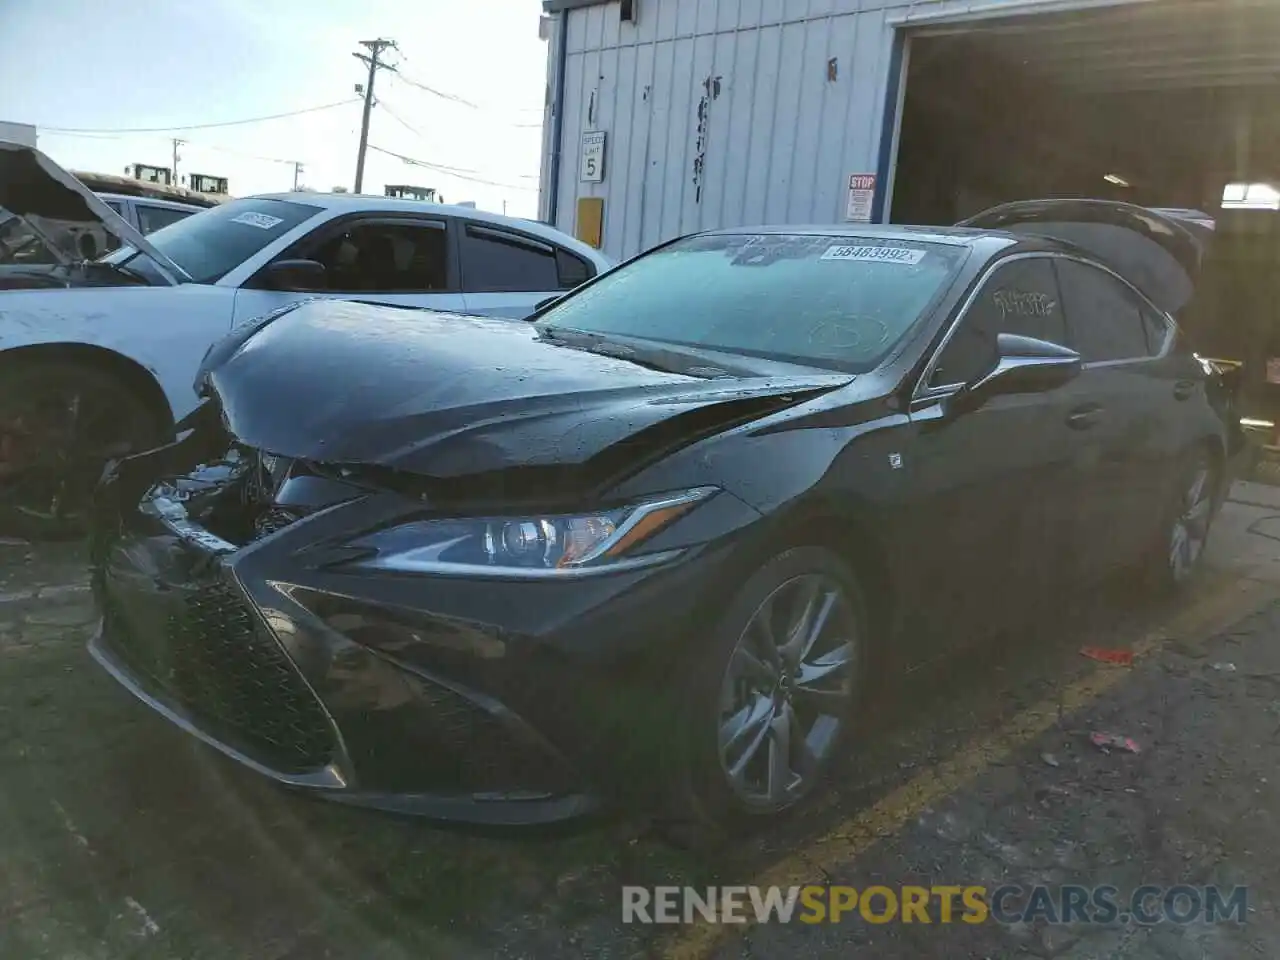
[261, 258, 326, 292]
[952, 333, 1081, 414]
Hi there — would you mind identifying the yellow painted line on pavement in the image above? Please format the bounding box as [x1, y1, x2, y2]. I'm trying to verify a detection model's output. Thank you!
[664, 575, 1279, 960]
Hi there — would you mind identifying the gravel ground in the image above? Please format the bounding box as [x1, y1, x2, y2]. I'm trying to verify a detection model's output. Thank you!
[1, 484, 1278, 959]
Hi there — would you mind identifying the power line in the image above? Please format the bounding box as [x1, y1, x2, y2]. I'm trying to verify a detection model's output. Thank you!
[389, 71, 544, 126]
[41, 99, 360, 135]
[368, 144, 536, 191]
[378, 101, 429, 140]
[376, 103, 481, 175]
[390, 69, 478, 108]
[188, 140, 301, 166]
[37, 130, 309, 170]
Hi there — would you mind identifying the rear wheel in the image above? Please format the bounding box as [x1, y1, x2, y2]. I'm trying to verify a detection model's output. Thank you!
[0, 359, 164, 540]
[667, 546, 866, 838]
[1148, 449, 1218, 591]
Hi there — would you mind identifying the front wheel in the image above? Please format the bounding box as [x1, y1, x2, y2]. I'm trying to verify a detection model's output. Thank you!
[0, 359, 163, 540]
[667, 546, 867, 837]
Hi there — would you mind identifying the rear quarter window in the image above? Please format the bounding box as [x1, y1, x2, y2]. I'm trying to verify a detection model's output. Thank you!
[460, 224, 560, 293]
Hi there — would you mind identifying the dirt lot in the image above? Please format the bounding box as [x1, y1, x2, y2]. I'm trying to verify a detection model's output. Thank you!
[3, 484, 1280, 959]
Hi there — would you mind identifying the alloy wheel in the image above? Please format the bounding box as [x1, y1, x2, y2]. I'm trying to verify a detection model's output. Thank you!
[1169, 461, 1213, 583]
[717, 573, 858, 811]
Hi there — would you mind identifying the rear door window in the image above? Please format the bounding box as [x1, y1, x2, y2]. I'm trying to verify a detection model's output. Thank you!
[460, 224, 560, 292]
[136, 204, 193, 234]
[930, 256, 1066, 387]
[1054, 259, 1152, 362]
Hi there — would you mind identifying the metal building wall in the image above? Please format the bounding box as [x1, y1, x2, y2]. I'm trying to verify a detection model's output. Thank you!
[540, 0, 1146, 260]
[546, 0, 903, 260]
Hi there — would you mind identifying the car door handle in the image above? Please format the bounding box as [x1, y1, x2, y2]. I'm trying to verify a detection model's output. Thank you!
[1173, 379, 1196, 401]
[1066, 404, 1104, 430]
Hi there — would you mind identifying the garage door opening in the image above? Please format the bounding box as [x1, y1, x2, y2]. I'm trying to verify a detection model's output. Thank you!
[890, 0, 1280, 226]
[889, 0, 1280, 423]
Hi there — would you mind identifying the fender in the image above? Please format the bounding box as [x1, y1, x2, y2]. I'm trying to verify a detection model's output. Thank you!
[0, 283, 238, 423]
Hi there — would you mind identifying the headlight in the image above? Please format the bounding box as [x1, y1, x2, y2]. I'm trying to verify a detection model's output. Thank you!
[346, 487, 717, 577]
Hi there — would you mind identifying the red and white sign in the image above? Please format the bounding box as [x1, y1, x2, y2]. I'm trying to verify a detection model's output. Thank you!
[845, 173, 877, 222]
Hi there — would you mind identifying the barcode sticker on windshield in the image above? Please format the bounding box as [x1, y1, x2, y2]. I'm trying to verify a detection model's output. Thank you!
[821, 245, 925, 264]
[231, 212, 284, 230]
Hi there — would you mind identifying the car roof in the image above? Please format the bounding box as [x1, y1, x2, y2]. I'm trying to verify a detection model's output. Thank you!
[251, 192, 611, 264]
[696, 222, 1120, 260]
[701, 223, 998, 243]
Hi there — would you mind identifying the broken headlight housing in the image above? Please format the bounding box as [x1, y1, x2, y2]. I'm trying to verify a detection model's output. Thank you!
[345, 487, 716, 577]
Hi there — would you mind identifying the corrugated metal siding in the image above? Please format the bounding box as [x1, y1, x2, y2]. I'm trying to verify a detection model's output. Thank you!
[548, 0, 904, 259]
[539, 0, 1178, 257]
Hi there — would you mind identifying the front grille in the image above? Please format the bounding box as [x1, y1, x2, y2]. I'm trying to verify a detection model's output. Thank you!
[102, 579, 334, 774]
[414, 678, 570, 794]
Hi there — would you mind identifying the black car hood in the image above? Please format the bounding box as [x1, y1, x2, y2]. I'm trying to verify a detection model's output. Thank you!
[205, 300, 849, 485]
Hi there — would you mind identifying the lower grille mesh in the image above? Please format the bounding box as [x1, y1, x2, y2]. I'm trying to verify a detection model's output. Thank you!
[102, 579, 334, 774]
[412, 678, 566, 793]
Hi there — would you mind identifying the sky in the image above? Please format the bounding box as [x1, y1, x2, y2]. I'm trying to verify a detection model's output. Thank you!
[0, 0, 549, 216]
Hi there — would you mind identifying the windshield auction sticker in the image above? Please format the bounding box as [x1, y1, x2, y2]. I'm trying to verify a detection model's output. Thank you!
[821, 245, 925, 264]
[231, 212, 285, 230]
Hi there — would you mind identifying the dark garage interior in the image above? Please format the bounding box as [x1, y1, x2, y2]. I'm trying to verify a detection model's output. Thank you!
[890, 0, 1280, 423]
[891, 0, 1280, 224]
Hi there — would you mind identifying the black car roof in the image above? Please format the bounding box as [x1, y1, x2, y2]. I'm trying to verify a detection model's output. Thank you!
[701, 223, 994, 244]
[694, 223, 1102, 263]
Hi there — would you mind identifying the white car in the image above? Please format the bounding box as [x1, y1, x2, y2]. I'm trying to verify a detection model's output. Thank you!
[0, 141, 612, 535]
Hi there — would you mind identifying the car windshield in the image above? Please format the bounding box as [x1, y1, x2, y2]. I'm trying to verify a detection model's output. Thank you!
[534, 233, 967, 372]
[101, 197, 321, 283]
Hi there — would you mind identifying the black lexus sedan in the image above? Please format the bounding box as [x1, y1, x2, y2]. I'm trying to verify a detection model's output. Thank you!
[89, 200, 1231, 832]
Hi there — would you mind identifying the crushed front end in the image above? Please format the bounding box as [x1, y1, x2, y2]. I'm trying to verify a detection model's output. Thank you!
[87, 401, 729, 823]
[87, 402, 604, 823]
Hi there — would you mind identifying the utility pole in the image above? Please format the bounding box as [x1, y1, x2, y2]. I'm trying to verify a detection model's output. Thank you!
[352, 38, 396, 194]
[172, 138, 183, 185]
[293, 161, 304, 190]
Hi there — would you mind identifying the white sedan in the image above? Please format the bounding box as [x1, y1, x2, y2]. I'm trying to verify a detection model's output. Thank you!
[0, 141, 611, 535]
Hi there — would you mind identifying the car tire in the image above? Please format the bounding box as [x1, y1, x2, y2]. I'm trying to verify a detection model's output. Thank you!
[0, 358, 165, 541]
[664, 546, 868, 842]
[1146, 447, 1219, 593]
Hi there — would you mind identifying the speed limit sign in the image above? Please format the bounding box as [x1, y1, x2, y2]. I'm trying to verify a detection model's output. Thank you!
[580, 131, 606, 183]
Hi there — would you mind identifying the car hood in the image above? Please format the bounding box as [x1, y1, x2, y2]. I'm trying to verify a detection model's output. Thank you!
[0, 140, 187, 281]
[203, 300, 849, 488]
[959, 199, 1202, 316]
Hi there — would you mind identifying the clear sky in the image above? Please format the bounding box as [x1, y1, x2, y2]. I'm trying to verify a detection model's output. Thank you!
[0, 0, 549, 216]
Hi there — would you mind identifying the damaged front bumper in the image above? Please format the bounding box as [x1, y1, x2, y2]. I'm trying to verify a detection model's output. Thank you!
[87, 403, 728, 823]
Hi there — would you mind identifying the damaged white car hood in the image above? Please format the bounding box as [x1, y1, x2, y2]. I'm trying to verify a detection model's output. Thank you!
[0, 139, 189, 281]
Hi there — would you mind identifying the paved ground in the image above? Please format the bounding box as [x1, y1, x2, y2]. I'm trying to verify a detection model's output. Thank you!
[3, 484, 1280, 958]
